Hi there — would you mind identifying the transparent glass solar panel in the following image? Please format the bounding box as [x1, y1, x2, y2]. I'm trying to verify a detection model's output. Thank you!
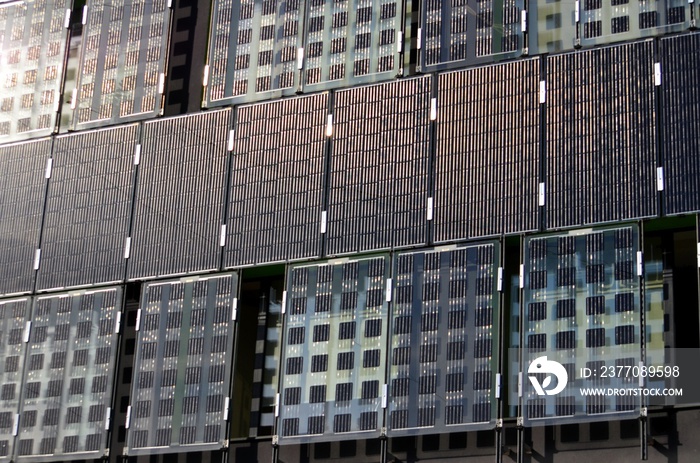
[0, 298, 30, 461]
[388, 243, 500, 435]
[579, 0, 690, 48]
[301, 0, 402, 92]
[73, 0, 172, 129]
[125, 274, 238, 455]
[521, 226, 641, 425]
[16, 288, 121, 461]
[421, 0, 524, 71]
[206, 0, 302, 106]
[0, 0, 69, 142]
[279, 256, 389, 444]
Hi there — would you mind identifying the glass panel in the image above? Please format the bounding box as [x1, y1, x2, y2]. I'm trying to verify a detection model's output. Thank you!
[0, 298, 30, 461]
[388, 243, 500, 435]
[521, 226, 641, 425]
[125, 274, 238, 455]
[0, 0, 69, 142]
[278, 256, 389, 444]
[17, 288, 121, 460]
[73, 0, 172, 129]
[421, 0, 524, 71]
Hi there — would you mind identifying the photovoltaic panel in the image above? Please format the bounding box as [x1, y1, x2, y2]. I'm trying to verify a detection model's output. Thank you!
[660, 33, 700, 215]
[279, 256, 389, 444]
[205, 0, 303, 106]
[127, 109, 231, 280]
[326, 77, 431, 255]
[578, 0, 690, 48]
[0, 298, 30, 461]
[388, 243, 500, 435]
[0, 138, 50, 296]
[16, 288, 122, 461]
[301, 0, 403, 92]
[0, 0, 69, 142]
[224, 94, 327, 267]
[522, 226, 641, 425]
[434, 59, 540, 243]
[72, 0, 173, 129]
[420, 0, 524, 71]
[36, 125, 139, 290]
[546, 42, 657, 229]
[125, 273, 238, 455]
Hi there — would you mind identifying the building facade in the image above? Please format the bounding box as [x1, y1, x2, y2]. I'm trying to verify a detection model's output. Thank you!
[1, 0, 700, 461]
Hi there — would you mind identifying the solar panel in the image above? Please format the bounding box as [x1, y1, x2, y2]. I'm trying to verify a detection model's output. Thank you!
[0, 298, 30, 461]
[125, 273, 238, 455]
[301, 0, 402, 91]
[278, 256, 390, 444]
[37, 125, 139, 290]
[72, 0, 173, 129]
[388, 243, 500, 435]
[326, 77, 431, 255]
[420, 0, 524, 71]
[17, 288, 122, 460]
[224, 94, 327, 267]
[205, 0, 303, 106]
[522, 226, 641, 425]
[0, 0, 69, 142]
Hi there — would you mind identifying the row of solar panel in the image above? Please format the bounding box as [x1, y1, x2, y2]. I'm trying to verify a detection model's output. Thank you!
[1, 0, 699, 141]
[0, 226, 650, 458]
[2, 35, 699, 296]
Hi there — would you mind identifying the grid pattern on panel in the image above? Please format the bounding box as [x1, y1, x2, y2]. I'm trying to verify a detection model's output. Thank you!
[0, 139, 50, 296]
[529, 0, 577, 53]
[435, 60, 540, 242]
[389, 244, 499, 434]
[546, 42, 657, 229]
[126, 274, 237, 454]
[523, 227, 640, 424]
[128, 110, 231, 280]
[17, 289, 121, 460]
[302, 0, 401, 90]
[421, 0, 523, 70]
[0, 298, 30, 461]
[327, 77, 431, 255]
[37, 126, 139, 290]
[225, 95, 327, 267]
[580, 0, 689, 46]
[73, 0, 172, 128]
[279, 257, 388, 443]
[206, 0, 302, 105]
[661, 33, 700, 214]
[0, 0, 68, 142]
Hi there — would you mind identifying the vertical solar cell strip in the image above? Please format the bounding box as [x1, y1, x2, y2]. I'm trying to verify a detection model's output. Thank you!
[0, 298, 30, 461]
[546, 42, 657, 229]
[660, 33, 700, 215]
[0, 139, 50, 296]
[73, 0, 172, 129]
[579, 0, 689, 48]
[279, 256, 389, 444]
[37, 125, 139, 290]
[389, 243, 500, 435]
[205, 0, 303, 106]
[327, 77, 431, 255]
[17, 288, 121, 460]
[421, 0, 523, 71]
[125, 273, 237, 455]
[434, 59, 540, 243]
[224, 94, 327, 267]
[127, 110, 231, 280]
[0, 0, 69, 142]
[522, 226, 641, 425]
[301, 0, 402, 92]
